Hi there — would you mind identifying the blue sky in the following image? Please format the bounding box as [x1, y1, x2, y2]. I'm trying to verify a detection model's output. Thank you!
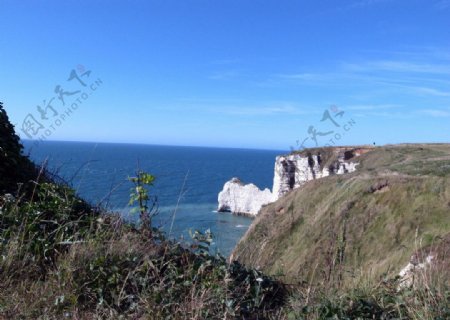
[0, 0, 449, 150]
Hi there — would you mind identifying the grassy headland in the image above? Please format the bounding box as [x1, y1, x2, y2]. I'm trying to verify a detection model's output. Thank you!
[233, 143, 450, 318]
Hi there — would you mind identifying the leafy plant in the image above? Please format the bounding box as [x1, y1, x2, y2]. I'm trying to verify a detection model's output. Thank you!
[128, 171, 158, 236]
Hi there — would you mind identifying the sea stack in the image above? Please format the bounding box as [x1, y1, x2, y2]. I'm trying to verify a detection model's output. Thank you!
[217, 178, 275, 216]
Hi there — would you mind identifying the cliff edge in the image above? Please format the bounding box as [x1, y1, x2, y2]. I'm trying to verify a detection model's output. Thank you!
[231, 144, 450, 286]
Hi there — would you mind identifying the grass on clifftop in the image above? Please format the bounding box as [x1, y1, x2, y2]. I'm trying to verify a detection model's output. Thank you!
[232, 144, 450, 319]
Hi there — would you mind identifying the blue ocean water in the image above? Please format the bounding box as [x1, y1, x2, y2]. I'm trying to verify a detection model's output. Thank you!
[23, 141, 283, 256]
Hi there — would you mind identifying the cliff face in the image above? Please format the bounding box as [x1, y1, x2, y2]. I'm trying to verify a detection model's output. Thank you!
[272, 149, 362, 199]
[218, 147, 367, 216]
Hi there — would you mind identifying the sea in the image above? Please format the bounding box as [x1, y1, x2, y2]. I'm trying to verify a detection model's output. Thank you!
[22, 141, 283, 257]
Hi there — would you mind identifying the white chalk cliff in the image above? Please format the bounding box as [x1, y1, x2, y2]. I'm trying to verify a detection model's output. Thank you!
[217, 178, 275, 216]
[218, 148, 368, 216]
[272, 152, 359, 198]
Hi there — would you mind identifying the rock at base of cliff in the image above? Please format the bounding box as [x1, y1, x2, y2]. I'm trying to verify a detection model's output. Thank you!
[217, 177, 275, 216]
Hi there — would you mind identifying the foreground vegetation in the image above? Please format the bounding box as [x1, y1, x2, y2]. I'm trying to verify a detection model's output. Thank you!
[1, 103, 289, 319]
[0, 191, 286, 319]
[1, 103, 448, 318]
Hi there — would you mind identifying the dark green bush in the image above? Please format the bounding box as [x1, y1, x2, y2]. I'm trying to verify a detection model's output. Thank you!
[0, 101, 38, 194]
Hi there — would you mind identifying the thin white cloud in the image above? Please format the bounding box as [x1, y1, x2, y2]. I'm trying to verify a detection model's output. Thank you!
[353, 111, 414, 119]
[435, 0, 450, 10]
[277, 73, 323, 80]
[209, 59, 241, 65]
[176, 97, 245, 104]
[342, 60, 450, 74]
[275, 72, 357, 85]
[358, 47, 450, 61]
[208, 70, 241, 80]
[217, 104, 311, 116]
[346, 104, 403, 111]
[161, 99, 318, 117]
[275, 52, 450, 98]
[404, 86, 450, 97]
[276, 71, 450, 95]
[418, 109, 450, 117]
[345, 0, 393, 9]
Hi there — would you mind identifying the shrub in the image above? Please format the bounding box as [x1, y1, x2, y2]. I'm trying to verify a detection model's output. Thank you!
[0, 101, 38, 194]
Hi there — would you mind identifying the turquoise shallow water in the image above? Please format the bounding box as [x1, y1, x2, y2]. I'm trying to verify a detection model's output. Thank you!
[23, 141, 283, 256]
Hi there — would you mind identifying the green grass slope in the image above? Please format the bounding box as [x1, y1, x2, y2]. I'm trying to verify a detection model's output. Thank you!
[232, 144, 450, 287]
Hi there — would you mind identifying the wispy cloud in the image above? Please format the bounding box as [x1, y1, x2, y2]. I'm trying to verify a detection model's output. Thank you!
[176, 97, 246, 104]
[275, 72, 354, 86]
[435, 0, 450, 10]
[343, 0, 393, 10]
[342, 60, 450, 74]
[209, 58, 241, 65]
[347, 104, 415, 119]
[216, 104, 312, 116]
[276, 73, 335, 82]
[346, 104, 403, 111]
[275, 50, 450, 98]
[354, 107, 450, 118]
[358, 47, 450, 61]
[417, 109, 450, 117]
[159, 99, 318, 117]
[353, 111, 415, 119]
[352, 0, 391, 6]
[408, 86, 450, 97]
[276, 71, 450, 93]
[208, 70, 241, 80]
